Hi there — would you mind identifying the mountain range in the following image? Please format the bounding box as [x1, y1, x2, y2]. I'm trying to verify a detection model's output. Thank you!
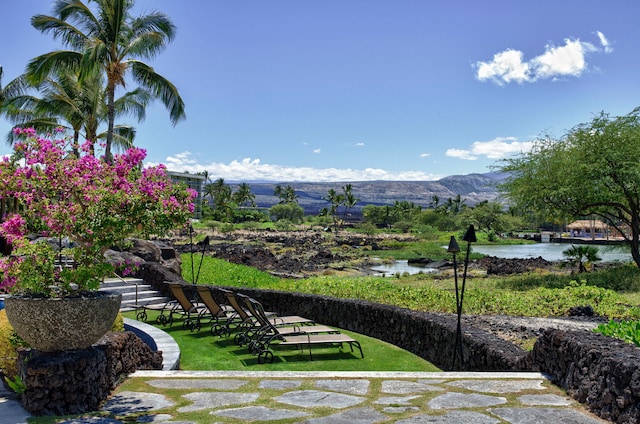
[241, 172, 507, 216]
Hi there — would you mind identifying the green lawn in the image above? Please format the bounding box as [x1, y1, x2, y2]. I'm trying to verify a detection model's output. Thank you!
[124, 310, 439, 372]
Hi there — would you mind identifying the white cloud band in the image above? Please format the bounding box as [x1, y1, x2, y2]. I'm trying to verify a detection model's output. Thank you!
[446, 137, 534, 161]
[149, 153, 443, 182]
[474, 31, 612, 85]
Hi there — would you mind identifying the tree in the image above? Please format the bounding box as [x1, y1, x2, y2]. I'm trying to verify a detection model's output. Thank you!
[443, 194, 466, 214]
[0, 66, 4, 108]
[499, 107, 640, 267]
[392, 201, 421, 223]
[269, 203, 304, 224]
[562, 245, 602, 273]
[321, 184, 360, 231]
[274, 185, 298, 204]
[28, 0, 185, 161]
[430, 194, 440, 209]
[233, 182, 255, 207]
[341, 183, 359, 222]
[323, 188, 344, 231]
[205, 178, 233, 221]
[2, 67, 148, 153]
[362, 204, 393, 227]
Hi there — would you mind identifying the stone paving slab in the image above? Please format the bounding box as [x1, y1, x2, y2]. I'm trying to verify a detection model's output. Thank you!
[213, 405, 310, 421]
[4, 371, 608, 423]
[489, 407, 606, 423]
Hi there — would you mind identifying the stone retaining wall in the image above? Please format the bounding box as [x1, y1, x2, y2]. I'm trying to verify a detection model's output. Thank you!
[528, 329, 640, 423]
[18, 331, 162, 416]
[223, 286, 528, 371]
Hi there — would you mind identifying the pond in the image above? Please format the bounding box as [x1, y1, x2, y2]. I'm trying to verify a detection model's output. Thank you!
[370, 242, 632, 276]
[472, 243, 632, 262]
[370, 260, 438, 277]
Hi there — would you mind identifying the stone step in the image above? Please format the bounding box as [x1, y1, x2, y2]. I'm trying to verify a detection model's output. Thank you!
[119, 290, 164, 301]
[103, 284, 155, 295]
[102, 278, 145, 288]
[122, 296, 170, 306]
[100, 277, 169, 312]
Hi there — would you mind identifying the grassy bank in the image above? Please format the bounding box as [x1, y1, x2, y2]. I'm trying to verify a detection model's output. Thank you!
[182, 254, 640, 319]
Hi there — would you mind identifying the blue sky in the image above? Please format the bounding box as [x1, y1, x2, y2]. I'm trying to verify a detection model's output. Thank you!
[1, 1, 639, 182]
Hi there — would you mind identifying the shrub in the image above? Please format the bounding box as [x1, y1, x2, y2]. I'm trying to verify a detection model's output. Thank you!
[111, 312, 124, 332]
[0, 310, 26, 378]
[594, 320, 640, 346]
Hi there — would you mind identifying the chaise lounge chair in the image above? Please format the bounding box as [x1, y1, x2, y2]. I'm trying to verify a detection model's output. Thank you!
[242, 295, 364, 363]
[236, 293, 337, 354]
[136, 283, 208, 330]
[218, 288, 314, 343]
[195, 285, 239, 336]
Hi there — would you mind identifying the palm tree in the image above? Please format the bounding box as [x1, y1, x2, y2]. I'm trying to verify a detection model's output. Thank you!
[341, 184, 359, 222]
[2, 67, 148, 154]
[27, 0, 185, 161]
[198, 170, 211, 184]
[444, 194, 466, 214]
[562, 245, 602, 273]
[233, 182, 255, 207]
[430, 194, 440, 209]
[205, 178, 233, 221]
[274, 185, 298, 204]
[0, 66, 4, 108]
[324, 188, 344, 231]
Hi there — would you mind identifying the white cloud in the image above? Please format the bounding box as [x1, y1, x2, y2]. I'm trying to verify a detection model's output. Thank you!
[596, 30, 613, 54]
[313, 148, 321, 154]
[475, 49, 530, 84]
[420, 153, 431, 158]
[165, 151, 197, 166]
[474, 32, 611, 85]
[445, 148, 477, 160]
[446, 137, 534, 161]
[146, 152, 443, 182]
[531, 39, 589, 80]
[355, 142, 365, 147]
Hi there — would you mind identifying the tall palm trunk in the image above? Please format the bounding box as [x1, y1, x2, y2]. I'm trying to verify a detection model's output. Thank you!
[105, 77, 116, 162]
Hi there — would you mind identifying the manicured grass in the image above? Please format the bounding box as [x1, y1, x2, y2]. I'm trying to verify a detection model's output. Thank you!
[124, 310, 439, 372]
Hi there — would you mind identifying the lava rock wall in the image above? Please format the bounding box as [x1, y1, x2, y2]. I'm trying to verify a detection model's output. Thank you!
[18, 331, 162, 416]
[528, 329, 640, 423]
[226, 287, 529, 371]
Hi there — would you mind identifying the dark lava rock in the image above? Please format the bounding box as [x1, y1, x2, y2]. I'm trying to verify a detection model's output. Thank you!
[475, 255, 553, 275]
[568, 305, 595, 317]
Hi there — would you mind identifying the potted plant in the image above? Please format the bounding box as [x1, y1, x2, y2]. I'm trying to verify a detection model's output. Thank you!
[0, 127, 196, 351]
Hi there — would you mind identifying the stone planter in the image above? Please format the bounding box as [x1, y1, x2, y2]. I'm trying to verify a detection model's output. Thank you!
[4, 291, 122, 352]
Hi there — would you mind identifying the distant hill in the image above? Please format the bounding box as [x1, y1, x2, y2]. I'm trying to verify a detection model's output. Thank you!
[236, 172, 507, 216]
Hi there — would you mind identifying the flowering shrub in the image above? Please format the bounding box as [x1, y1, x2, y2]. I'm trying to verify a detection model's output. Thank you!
[0, 128, 196, 297]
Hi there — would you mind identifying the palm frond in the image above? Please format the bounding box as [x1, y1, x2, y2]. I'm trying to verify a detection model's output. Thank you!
[129, 60, 185, 125]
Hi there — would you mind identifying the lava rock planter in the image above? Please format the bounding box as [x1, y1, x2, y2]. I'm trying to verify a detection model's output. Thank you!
[4, 291, 122, 352]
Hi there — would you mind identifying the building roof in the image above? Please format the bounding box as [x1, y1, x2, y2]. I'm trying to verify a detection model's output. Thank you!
[566, 219, 608, 230]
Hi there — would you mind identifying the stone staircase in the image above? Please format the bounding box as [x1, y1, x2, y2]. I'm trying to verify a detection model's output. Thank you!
[100, 277, 169, 312]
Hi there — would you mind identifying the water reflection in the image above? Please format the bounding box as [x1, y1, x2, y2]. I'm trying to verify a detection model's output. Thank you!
[472, 243, 631, 262]
[370, 260, 437, 277]
[371, 242, 632, 276]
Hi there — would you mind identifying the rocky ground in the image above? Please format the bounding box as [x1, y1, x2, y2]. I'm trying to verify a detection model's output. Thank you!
[174, 228, 562, 278]
[170, 228, 607, 347]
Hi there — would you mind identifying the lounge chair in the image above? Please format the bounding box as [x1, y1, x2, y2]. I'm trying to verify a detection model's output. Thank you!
[243, 295, 364, 363]
[135, 282, 176, 325]
[136, 283, 208, 330]
[195, 285, 239, 336]
[218, 288, 314, 344]
[237, 293, 337, 354]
